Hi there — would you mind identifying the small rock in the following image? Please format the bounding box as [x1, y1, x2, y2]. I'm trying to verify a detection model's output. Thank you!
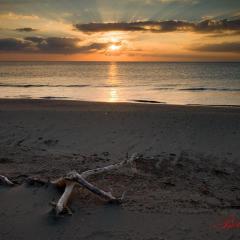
[102, 151, 109, 156]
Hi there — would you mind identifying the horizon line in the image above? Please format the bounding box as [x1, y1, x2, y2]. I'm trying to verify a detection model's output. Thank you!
[0, 60, 240, 63]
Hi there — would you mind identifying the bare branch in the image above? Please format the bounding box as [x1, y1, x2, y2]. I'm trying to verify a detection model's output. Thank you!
[0, 175, 14, 186]
[51, 153, 139, 215]
[81, 152, 138, 178]
[54, 181, 76, 214]
[66, 171, 121, 203]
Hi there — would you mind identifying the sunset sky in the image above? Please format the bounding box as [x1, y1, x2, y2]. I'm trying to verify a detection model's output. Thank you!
[0, 0, 240, 61]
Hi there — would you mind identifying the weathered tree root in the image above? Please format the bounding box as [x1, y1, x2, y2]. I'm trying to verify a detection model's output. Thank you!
[0, 175, 14, 186]
[50, 180, 76, 215]
[0, 153, 139, 215]
[51, 153, 138, 215]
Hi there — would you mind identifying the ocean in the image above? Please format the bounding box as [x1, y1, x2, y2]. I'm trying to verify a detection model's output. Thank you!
[0, 62, 239, 106]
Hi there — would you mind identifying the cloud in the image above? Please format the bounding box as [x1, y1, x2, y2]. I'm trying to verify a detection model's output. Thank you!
[208, 31, 240, 37]
[195, 19, 240, 33]
[75, 20, 194, 33]
[0, 12, 39, 20]
[0, 38, 32, 51]
[190, 42, 240, 53]
[75, 18, 240, 34]
[0, 37, 109, 54]
[15, 27, 38, 32]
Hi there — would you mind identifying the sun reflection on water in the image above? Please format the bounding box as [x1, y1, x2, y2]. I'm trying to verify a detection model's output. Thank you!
[109, 88, 118, 102]
[107, 62, 119, 102]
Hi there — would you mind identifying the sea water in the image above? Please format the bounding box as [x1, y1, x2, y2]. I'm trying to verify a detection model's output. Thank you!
[0, 61, 239, 105]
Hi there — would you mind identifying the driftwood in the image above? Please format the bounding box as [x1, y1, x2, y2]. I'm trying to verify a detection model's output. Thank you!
[51, 153, 138, 214]
[0, 153, 138, 215]
[0, 175, 14, 186]
[51, 181, 76, 215]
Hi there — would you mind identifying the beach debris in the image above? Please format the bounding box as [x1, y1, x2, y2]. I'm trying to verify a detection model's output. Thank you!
[51, 153, 139, 215]
[0, 153, 138, 215]
[26, 176, 49, 186]
[50, 180, 76, 215]
[0, 175, 14, 186]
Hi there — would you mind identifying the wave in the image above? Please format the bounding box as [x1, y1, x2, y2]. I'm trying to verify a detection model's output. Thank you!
[0, 84, 90, 88]
[180, 87, 240, 92]
[94, 84, 120, 88]
[152, 87, 174, 90]
[0, 83, 149, 88]
[40, 96, 69, 99]
[153, 87, 240, 92]
[130, 99, 166, 104]
[94, 84, 149, 88]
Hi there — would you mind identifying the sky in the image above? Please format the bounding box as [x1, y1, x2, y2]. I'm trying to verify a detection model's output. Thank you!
[0, 0, 239, 61]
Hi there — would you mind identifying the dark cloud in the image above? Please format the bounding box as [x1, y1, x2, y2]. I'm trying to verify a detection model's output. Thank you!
[15, 27, 38, 32]
[29, 37, 82, 53]
[25, 36, 44, 43]
[0, 38, 33, 51]
[0, 37, 108, 54]
[195, 19, 240, 33]
[190, 42, 240, 53]
[75, 18, 240, 34]
[75, 20, 194, 33]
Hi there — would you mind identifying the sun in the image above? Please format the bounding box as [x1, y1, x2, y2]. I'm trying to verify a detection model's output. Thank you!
[109, 44, 121, 51]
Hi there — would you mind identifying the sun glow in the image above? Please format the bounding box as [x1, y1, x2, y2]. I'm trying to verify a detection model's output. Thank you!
[110, 36, 119, 43]
[109, 44, 121, 51]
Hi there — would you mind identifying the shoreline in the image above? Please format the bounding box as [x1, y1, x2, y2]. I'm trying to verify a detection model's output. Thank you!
[0, 97, 240, 109]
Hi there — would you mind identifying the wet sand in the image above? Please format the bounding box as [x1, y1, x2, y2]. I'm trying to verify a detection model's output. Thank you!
[0, 99, 240, 240]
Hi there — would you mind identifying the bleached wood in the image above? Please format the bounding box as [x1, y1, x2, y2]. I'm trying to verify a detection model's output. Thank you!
[0, 175, 14, 186]
[81, 153, 138, 178]
[52, 153, 138, 214]
[51, 177, 67, 187]
[55, 181, 75, 214]
[66, 171, 121, 203]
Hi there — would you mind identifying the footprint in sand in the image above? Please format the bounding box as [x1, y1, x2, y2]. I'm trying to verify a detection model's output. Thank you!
[43, 139, 59, 147]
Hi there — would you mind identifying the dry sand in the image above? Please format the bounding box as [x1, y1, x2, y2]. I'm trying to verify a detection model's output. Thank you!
[0, 99, 240, 240]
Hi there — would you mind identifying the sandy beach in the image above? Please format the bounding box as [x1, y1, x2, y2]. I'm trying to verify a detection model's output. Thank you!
[1, 99, 240, 240]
